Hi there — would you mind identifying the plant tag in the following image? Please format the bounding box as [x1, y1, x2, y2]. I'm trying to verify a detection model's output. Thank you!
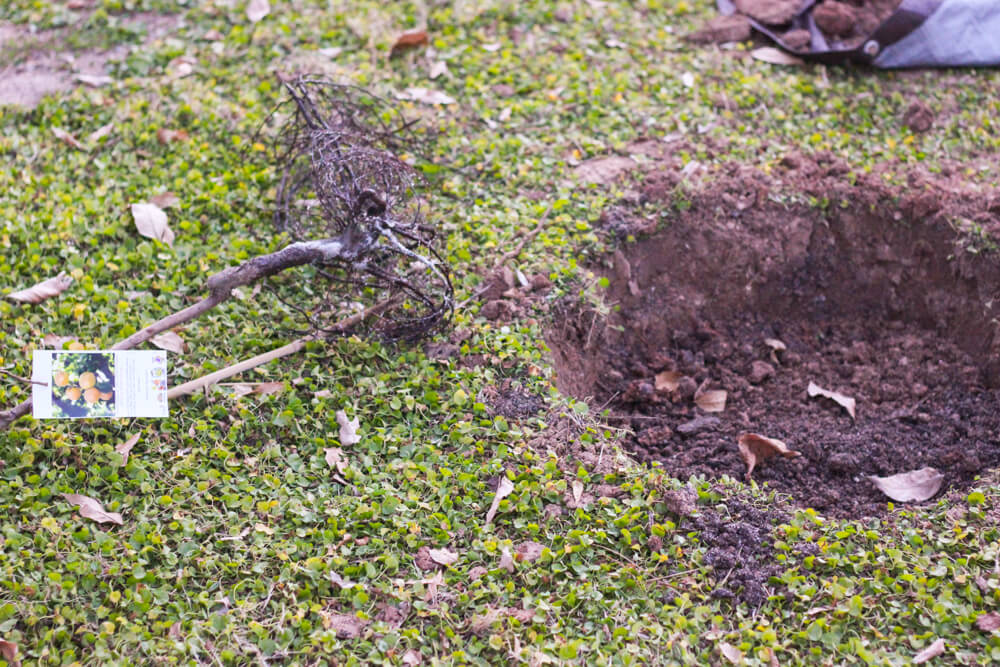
[32, 350, 168, 418]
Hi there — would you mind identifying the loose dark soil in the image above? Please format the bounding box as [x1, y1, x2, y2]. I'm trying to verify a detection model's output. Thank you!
[547, 154, 1000, 519]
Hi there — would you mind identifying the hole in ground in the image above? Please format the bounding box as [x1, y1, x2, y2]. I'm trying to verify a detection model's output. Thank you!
[548, 168, 1000, 519]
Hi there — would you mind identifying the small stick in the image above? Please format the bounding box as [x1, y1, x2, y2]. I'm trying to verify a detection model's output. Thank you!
[0, 369, 47, 387]
[167, 297, 397, 399]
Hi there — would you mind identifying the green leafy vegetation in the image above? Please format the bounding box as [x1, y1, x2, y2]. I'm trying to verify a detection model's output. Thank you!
[2, 1, 1000, 664]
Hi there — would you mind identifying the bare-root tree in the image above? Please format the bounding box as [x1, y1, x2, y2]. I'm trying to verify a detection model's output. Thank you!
[0, 75, 452, 429]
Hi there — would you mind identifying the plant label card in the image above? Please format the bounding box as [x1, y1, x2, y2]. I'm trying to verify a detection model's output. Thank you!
[32, 351, 169, 419]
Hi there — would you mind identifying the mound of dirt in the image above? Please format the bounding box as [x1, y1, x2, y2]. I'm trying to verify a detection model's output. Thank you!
[547, 155, 1000, 519]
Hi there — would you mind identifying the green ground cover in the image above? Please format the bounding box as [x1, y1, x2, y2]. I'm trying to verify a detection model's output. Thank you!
[2, 1, 1000, 664]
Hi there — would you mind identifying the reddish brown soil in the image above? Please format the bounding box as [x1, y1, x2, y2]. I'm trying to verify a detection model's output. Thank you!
[547, 156, 1000, 519]
[812, 0, 901, 48]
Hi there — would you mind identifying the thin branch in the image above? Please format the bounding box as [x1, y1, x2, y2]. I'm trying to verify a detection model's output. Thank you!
[167, 297, 397, 399]
[0, 369, 47, 387]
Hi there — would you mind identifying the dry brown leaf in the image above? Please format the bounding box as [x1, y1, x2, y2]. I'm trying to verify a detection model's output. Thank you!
[767, 647, 780, 667]
[573, 156, 636, 184]
[396, 87, 456, 105]
[0, 639, 20, 667]
[151, 330, 186, 354]
[912, 638, 945, 664]
[737, 432, 801, 480]
[751, 47, 805, 66]
[329, 571, 358, 589]
[515, 541, 543, 563]
[869, 467, 943, 502]
[469, 607, 502, 636]
[253, 381, 285, 396]
[401, 649, 423, 666]
[325, 612, 367, 639]
[336, 410, 361, 445]
[719, 641, 743, 664]
[87, 122, 114, 145]
[7, 272, 74, 304]
[428, 547, 458, 567]
[976, 612, 1000, 632]
[654, 370, 682, 392]
[246, 0, 270, 23]
[62, 493, 124, 525]
[150, 191, 180, 209]
[695, 388, 727, 413]
[390, 29, 429, 56]
[156, 128, 190, 144]
[764, 338, 786, 352]
[807, 381, 856, 419]
[484, 476, 515, 526]
[42, 333, 77, 348]
[131, 202, 175, 245]
[167, 621, 182, 640]
[52, 127, 85, 150]
[499, 547, 515, 572]
[571, 480, 584, 505]
[314, 389, 332, 398]
[428, 60, 449, 79]
[226, 384, 256, 398]
[116, 433, 140, 465]
[324, 447, 347, 474]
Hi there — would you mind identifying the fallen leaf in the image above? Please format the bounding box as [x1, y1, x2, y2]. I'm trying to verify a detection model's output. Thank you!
[484, 476, 515, 526]
[203, 29, 225, 41]
[156, 128, 189, 144]
[573, 156, 636, 184]
[428, 547, 458, 567]
[62, 493, 124, 525]
[254, 522, 273, 535]
[52, 127, 85, 150]
[167, 621, 182, 640]
[571, 480, 583, 505]
[7, 272, 74, 304]
[515, 541, 543, 563]
[751, 47, 805, 66]
[469, 607, 502, 636]
[75, 73, 113, 87]
[246, 0, 270, 23]
[336, 410, 361, 445]
[167, 57, 194, 79]
[654, 370, 682, 392]
[329, 571, 358, 589]
[737, 432, 801, 480]
[499, 547, 515, 572]
[764, 338, 786, 352]
[314, 389, 333, 398]
[976, 612, 1000, 632]
[151, 330, 186, 354]
[912, 638, 945, 664]
[42, 333, 77, 348]
[396, 87, 456, 105]
[719, 641, 743, 664]
[402, 649, 422, 666]
[115, 433, 140, 465]
[253, 381, 285, 396]
[807, 381, 856, 419]
[767, 647, 780, 667]
[87, 122, 114, 144]
[131, 202, 175, 245]
[150, 191, 180, 209]
[390, 29, 429, 56]
[694, 388, 727, 413]
[0, 640, 20, 667]
[428, 60, 449, 79]
[324, 447, 347, 474]
[325, 612, 367, 639]
[870, 467, 943, 502]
